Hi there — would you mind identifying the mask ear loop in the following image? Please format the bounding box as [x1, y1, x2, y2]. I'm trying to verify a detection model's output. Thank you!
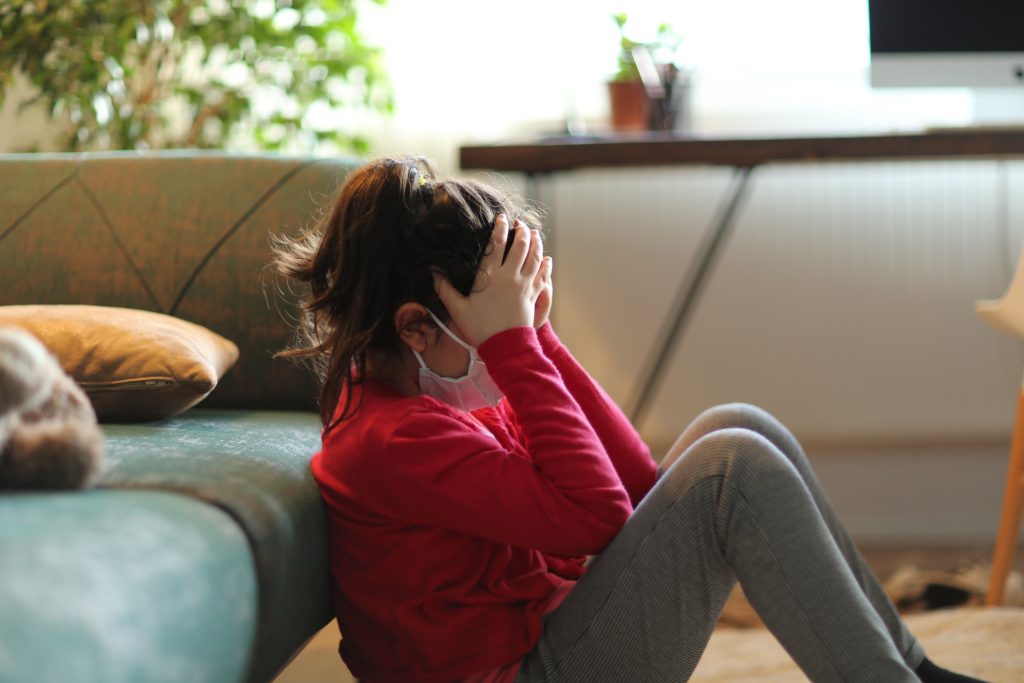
[408, 308, 471, 370]
[410, 348, 429, 370]
[424, 309, 475, 353]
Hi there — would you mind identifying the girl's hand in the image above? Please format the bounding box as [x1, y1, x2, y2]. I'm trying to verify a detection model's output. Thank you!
[434, 214, 546, 347]
[531, 226, 553, 329]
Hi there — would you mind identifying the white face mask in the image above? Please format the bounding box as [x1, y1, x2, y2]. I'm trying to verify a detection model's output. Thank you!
[412, 310, 505, 412]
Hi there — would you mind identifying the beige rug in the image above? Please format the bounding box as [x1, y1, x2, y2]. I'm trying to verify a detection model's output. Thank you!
[691, 606, 1024, 682]
[277, 607, 1023, 682]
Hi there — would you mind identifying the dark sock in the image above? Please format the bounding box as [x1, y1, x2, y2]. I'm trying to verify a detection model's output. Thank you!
[915, 657, 990, 683]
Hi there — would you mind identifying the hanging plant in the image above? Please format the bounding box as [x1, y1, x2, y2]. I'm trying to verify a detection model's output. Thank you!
[0, 0, 392, 152]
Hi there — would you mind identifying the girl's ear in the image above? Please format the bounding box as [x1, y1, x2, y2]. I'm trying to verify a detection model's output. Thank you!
[394, 303, 433, 354]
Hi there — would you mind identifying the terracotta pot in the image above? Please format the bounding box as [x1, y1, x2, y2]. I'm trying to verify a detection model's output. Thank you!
[608, 80, 650, 132]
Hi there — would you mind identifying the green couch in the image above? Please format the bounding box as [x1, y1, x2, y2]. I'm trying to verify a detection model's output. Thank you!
[0, 152, 359, 683]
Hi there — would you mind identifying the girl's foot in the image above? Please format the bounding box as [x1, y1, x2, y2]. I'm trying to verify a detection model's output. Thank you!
[915, 657, 990, 683]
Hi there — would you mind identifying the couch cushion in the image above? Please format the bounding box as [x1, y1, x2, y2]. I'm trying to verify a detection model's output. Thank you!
[97, 408, 331, 683]
[0, 488, 257, 683]
[0, 304, 239, 421]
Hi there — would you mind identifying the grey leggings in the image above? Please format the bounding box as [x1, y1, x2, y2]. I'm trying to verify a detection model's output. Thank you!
[513, 403, 926, 683]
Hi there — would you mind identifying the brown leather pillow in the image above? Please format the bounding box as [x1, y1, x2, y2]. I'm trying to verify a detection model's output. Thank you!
[0, 305, 239, 422]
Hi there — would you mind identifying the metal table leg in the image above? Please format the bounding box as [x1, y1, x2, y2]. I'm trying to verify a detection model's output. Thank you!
[627, 166, 756, 425]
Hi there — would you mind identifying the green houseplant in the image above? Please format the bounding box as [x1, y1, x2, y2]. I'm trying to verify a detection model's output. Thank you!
[0, 0, 392, 152]
[608, 13, 682, 132]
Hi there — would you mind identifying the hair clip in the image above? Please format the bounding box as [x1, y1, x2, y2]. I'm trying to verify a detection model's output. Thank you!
[418, 173, 429, 187]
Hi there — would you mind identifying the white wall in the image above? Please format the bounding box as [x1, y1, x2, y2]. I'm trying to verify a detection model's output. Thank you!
[1, 1, 978, 163]
[0, 72, 61, 153]
[545, 159, 1024, 543]
[356, 0, 975, 172]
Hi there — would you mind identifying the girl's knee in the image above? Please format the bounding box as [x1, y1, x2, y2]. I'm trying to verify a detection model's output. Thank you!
[664, 427, 793, 482]
[657, 428, 800, 513]
[663, 403, 784, 474]
[696, 402, 781, 434]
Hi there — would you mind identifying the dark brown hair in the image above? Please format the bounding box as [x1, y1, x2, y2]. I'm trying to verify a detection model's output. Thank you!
[274, 156, 540, 432]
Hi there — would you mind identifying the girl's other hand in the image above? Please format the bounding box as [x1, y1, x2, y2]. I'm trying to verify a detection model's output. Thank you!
[513, 218, 552, 329]
[532, 226, 553, 329]
[434, 214, 546, 347]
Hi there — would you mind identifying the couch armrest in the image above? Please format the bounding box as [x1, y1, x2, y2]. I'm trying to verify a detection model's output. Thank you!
[0, 489, 258, 683]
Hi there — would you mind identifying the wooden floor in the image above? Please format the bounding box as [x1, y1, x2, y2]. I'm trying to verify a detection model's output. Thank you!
[273, 543, 1022, 683]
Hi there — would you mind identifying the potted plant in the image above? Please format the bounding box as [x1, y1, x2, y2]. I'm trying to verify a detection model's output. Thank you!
[608, 13, 684, 133]
[0, 0, 392, 153]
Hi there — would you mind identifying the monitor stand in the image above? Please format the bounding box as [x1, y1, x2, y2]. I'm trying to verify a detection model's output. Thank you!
[927, 88, 1024, 133]
[970, 88, 1024, 129]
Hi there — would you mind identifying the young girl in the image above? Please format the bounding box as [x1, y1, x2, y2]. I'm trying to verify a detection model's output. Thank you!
[276, 156, 986, 683]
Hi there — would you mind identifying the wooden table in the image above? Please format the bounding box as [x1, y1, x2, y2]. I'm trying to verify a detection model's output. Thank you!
[459, 131, 1024, 424]
[460, 130, 1024, 171]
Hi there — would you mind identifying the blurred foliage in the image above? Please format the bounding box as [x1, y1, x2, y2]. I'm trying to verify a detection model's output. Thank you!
[0, 0, 392, 152]
[611, 12, 680, 83]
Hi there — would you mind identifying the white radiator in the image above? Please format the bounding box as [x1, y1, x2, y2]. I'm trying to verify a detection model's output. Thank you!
[544, 160, 1024, 540]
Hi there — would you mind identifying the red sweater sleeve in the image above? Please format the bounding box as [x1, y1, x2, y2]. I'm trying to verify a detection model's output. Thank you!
[349, 326, 633, 556]
[536, 323, 658, 506]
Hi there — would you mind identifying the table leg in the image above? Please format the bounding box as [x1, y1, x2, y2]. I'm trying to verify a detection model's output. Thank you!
[627, 165, 756, 425]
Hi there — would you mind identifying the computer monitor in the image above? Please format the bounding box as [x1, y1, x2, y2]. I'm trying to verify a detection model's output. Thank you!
[868, 1, 1024, 125]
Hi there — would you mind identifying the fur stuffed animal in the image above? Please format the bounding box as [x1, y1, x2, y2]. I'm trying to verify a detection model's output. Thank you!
[0, 327, 105, 490]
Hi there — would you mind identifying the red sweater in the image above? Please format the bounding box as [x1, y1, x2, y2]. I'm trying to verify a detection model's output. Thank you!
[311, 324, 658, 683]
